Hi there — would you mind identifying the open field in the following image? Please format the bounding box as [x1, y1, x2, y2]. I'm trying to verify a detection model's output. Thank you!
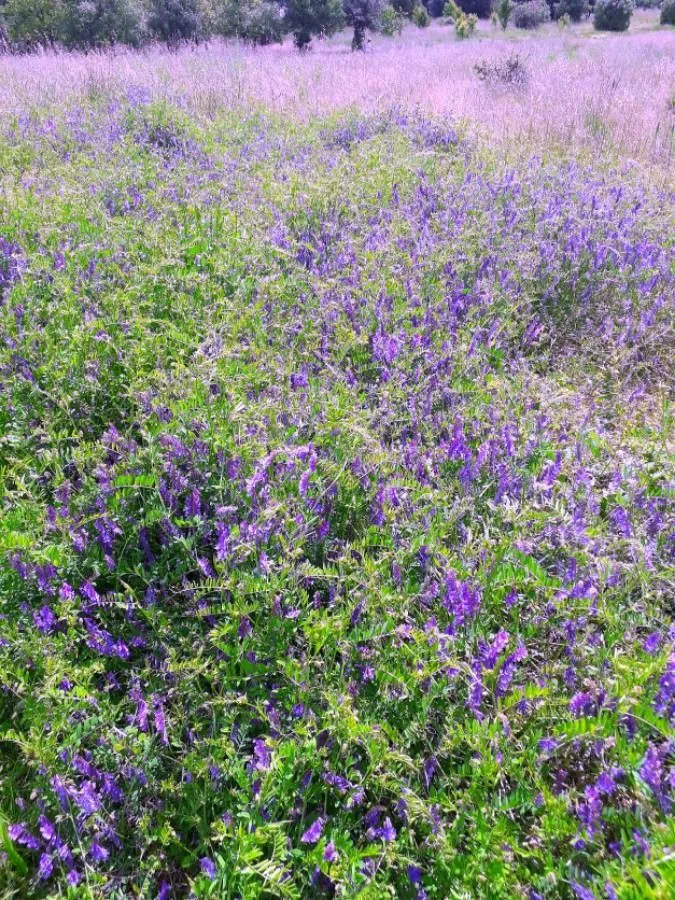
[1, 15, 674, 166]
[1, 13, 674, 900]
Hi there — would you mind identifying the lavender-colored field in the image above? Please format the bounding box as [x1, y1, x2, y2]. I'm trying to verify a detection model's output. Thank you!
[1, 13, 674, 900]
[1, 16, 674, 165]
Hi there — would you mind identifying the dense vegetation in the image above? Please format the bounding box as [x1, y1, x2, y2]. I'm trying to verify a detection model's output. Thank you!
[1, 0, 671, 51]
[0, 73, 673, 898]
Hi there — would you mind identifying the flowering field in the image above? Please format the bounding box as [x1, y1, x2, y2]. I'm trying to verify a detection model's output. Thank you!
[1, 29, 674, 900]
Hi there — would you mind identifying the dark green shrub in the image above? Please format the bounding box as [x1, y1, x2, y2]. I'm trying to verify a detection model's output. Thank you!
[495, 0, 514, 27]
[4, 0, 62, 47]
[593, 0, 632, 28]
[61, 0, 145, 49]
[148, 0, 202, 47]
[555, 0, 589, 19]
[457, 0, 492, 16]
[379, 3, 405, 32]
[512, 0, 551, 26]
[661, 0, 675, 22]
[344, 0, 384, 48]
[284, 0, 344, 49]
[412, 2, 430, 22]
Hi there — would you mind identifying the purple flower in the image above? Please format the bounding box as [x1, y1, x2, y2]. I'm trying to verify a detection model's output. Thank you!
[89, 842, 109, 864]
[200, 856, 217, 879]
[323, 841, 338, 862]
[301, 817, 325, 844]
[378, 817, 396, 842]
[33, 605, 57, 634]
[38, 853, 54, 881]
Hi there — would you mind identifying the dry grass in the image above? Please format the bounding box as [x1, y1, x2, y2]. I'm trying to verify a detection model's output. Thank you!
[1, 15, 673, 165]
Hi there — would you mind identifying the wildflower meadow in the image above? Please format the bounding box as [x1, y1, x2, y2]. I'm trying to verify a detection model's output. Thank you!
[0, 13, 674, 900]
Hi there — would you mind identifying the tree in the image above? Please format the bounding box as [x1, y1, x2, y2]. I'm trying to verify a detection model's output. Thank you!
[213, 0, 284, 44]
[4, 0, 63, 47]
[148, 0, 202, 47]
[60, 0, 144, 49]
[343, 0, 383, 49]
[283, 0, 343, 49]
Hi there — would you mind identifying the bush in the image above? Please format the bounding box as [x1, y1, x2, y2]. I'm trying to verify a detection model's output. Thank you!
[424, 0, 446, 14]
[475, 50, 528, 83]
[495, 0, 514, 27]
[555, 0, 589, 19]
[148, 0, 203, 47]
[512, 0, 551, 26]
[633, 0, 659, 7]
[284, 0, 345, 49]
[457, 0, 492, 16]
[60, 0, 145, 49]
[412, 2, 431, 22]
[379, 3, 405, 31]
[593, 0, 632, 28]
[4, 0, 63, 47]
[661, 0, 675, 22]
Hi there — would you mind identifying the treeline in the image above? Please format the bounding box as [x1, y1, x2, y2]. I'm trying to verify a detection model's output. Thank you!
[0, 0, 469, 53]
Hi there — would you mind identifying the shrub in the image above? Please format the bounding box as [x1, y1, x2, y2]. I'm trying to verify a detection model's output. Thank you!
[444, 0, 477, 30]
[456, 0, 492, 15]
[555, 0, 589, 19]
[60, 0, 145, 49]
[4, 0, 63, 47]
[412, 2, 431, 22]
[284, 0, 344, 49]
[513, 0, 551, 26]
[391, 0, 416, 12]
[241, 0, 284, 44]
[661, 0, 675, 22]
[455, 10, 478, 31]
[148, 0, 202, 47]
[593, 0, 632, 28]
[344, 0, 384, 48]
[424, 0, 446, 14]
[379, 3, 405, 31]
[475, 50, 528, 83]
[495, 0, 514, 26]
[633, 0, 659, 7]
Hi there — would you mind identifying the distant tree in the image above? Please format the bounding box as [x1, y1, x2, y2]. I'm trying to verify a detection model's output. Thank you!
[456, 0, 491, 17]
[391, 0, 415, 12]
[213, 0, 284, 44]
[344, 0, 383, 48]
[423, 0, 445, 15]
[60, 0, 145, 49]
[148, 0, 202, 47]
[283, 0, 344, 49]
[4, 0, 63, 47]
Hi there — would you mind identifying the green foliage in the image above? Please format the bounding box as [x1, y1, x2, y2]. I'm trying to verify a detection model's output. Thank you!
[593, 0, 632, 28]
[661, 0, 675, 22]
[495, 0, 514, 28]
[512, 0, 551, 26]
[344, 0, 384, 48]
[284, 0, 344, 48]
[555, 0, 588, 18]
[213, 0, 284, 44]
[4, 0, 62, 47]
[444, 0, 478, 33]
[412, 1, 430, 22]
[60, 0, 145, 49]
[379, 3, 405, 32]
[148, 0, 202, 46]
